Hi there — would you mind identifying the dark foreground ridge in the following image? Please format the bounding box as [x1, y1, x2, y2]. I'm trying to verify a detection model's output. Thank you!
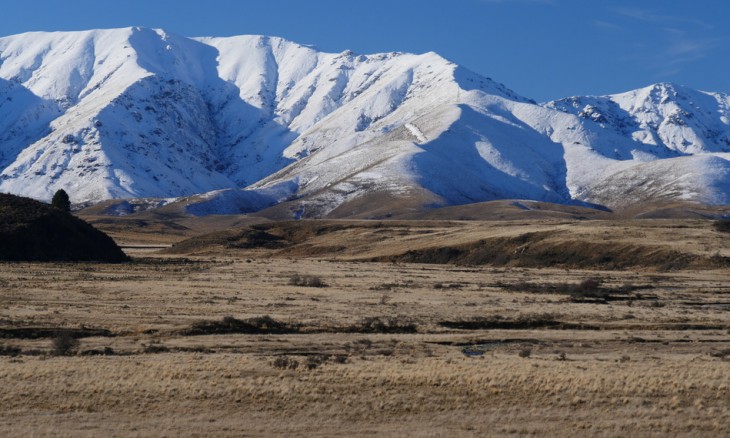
[0, 193, 128, 262]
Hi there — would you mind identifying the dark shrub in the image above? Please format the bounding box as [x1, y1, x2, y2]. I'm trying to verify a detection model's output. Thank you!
[52, 331, 79, 356]
[289, 274, 328, 288]
[567, 278, 604, 300]
[272, 356, 299, 370]
[182, 315, 298, 336]
[0, 345, 21, 356]
[713, 220, 730, 233]
[349, 316, 417, 334]
[142, 343, 169, 354]
[79, 347, 116, 356]
[306, 354, 329, 370]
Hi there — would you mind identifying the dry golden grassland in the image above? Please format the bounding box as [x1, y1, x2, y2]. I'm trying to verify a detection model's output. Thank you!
[1, 219, 729, 437]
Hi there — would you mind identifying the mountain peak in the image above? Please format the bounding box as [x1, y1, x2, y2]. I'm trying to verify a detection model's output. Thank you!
[0, 28, 729, 214]
[647, 81, 684, 91]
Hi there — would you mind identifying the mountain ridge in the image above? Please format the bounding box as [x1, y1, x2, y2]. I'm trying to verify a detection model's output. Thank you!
[1, 27, 728, 218]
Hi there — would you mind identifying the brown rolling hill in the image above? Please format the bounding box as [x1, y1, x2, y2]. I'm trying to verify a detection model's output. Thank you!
[159, 218, 729, 271]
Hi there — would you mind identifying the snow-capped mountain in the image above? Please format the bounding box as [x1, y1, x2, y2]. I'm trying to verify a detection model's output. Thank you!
[545, 83, 730, 207]
[0, 28, 728, 216]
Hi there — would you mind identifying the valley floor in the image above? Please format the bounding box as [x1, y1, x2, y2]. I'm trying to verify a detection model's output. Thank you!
[1, 219, 729, 436]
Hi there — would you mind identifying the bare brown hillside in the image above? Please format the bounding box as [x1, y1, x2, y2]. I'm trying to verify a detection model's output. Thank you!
[160, 219, 729, 271]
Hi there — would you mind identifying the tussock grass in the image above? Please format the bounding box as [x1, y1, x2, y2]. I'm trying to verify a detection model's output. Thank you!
[2, 223, 729, 437]
[2, 353, 728, 437]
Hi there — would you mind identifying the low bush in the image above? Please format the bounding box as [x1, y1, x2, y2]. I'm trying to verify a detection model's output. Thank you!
[142, 343, 169, 354]
[52, 331, 79, 356]
[709, 349, 730, 359]
[306, 354, 330, 370]
[182, 315, 298, 336]
[434, 282, 463, 290]
[347, 316, 417, 334]
[518, 348, 532, 358]
[331, 354, 349, 364]
[0, 345, 21, 356]
[272, 354, 348, 370]
[499, 278, 654, 303]
[713, 219, 730, 233]
[289, 274, 328, 288]
[80, 347, 116, 356]
[272, 356, 300, 370]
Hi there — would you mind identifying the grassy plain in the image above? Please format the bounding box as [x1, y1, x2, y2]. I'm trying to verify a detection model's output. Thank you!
[1, 217, 729, 437]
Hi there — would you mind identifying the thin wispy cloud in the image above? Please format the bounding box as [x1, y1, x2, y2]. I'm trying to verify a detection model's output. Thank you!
[607, 7, 724, 78]
[480, 0, 554, 4]
[659, 36, 722, 71]
[615, 7, 713, 30]
[592, 20, 623, 31]
[658, 35, 722, 74]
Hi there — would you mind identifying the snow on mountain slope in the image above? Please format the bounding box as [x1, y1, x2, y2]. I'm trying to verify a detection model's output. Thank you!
[544, 83, 730, 207]
[582, 155, 730, 208]
[243, 54, 562, 217]
[548, 83, 730, 155]
[0, 78, 60, 170]
[0, 28, 240, 201]
[0, 27, 729, 215]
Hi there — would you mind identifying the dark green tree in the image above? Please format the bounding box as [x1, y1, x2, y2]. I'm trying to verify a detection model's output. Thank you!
[51, 189, 71, 212]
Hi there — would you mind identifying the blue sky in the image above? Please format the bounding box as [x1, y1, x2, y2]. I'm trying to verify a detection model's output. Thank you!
[1, 0, 728, 101]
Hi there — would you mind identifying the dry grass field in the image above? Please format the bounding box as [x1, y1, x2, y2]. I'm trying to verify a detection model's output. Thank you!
[1, 217, 729, 437]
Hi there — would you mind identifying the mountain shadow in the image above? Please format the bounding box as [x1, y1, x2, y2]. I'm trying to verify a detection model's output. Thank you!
[0, 77, 60, 170]
[412, 104, 570, 206]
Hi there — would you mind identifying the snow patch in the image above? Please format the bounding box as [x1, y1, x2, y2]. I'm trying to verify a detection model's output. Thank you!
[405, 123, 427, 143]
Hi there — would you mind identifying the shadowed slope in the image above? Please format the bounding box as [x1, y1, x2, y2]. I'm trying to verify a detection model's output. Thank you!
[0, 193, 128, 262]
